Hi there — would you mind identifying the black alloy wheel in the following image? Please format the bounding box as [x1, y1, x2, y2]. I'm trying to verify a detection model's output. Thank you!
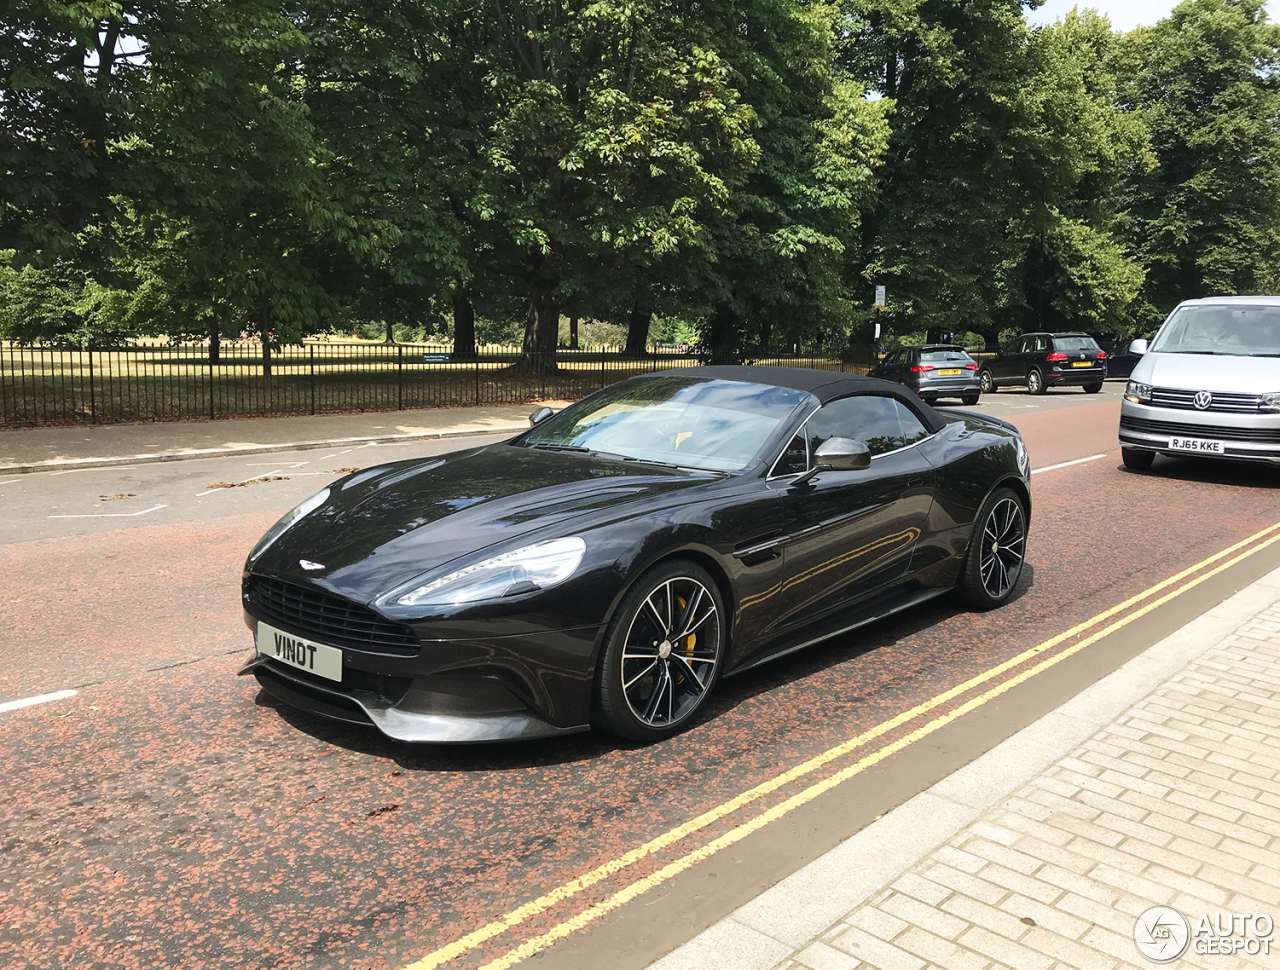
[1026, 369, 1046, 395]
[1122, 448, 1155, 471]
[979, 370, 995, 394]
[1084, 383, 1103, 394]
[958, 487, 1028, 609]
[594, 561, 726, 741]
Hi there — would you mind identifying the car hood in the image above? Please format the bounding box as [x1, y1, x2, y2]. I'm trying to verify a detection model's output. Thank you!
[1133, 352, 1280, 392]
[255, 443, 720, 603]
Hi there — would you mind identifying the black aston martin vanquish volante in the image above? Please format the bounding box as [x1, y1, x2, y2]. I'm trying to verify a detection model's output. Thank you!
[240, 367, 1031, 743]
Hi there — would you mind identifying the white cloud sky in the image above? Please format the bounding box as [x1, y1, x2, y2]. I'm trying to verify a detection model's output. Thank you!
[1027, 0, 1275, 31]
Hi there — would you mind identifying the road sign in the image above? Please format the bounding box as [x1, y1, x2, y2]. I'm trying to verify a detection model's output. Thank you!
[874, 286, 886, 309]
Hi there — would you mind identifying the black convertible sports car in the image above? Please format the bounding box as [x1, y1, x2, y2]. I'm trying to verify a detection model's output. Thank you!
[239, 367, 1031, 743]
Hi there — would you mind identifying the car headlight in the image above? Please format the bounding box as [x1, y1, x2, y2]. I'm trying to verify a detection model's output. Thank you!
[1014, 437, 1031, 477]
[247, 488, 330, 562]
[382, 537, 587, 611]
[1262, 392, 1280, 413]
[1125, 382, 1153, 404]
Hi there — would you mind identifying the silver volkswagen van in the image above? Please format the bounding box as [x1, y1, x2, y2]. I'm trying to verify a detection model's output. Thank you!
[1119, 296, 1280, 469]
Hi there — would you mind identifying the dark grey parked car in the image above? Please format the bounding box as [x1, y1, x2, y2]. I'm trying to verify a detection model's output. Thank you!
[871, 345, 982, 405]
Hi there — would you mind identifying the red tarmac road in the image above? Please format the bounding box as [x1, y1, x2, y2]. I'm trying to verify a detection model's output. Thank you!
[2, 397, 1279, 970]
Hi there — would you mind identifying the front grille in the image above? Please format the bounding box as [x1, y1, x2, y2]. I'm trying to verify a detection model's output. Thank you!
[1150, 387, 1264, 414]
[246, 575, 420, 656]
[1121, 416, 1280, 444]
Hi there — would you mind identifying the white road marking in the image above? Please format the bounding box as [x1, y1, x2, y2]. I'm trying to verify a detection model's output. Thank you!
[48, 504, 167, 519]
[0, 689, 77, 713]
[317, 454, 339, 460]
[1032, 454, 1109, 476]
[0, 478, 20, 486]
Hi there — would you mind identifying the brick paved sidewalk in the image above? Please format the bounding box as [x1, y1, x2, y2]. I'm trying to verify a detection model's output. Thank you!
[786, 600, 1280, 970]
[651, 571, 1280, 970]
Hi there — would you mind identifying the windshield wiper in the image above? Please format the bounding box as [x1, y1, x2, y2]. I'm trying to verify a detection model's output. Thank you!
[528, 443, 590, 453]
[591, 451, 681, 468]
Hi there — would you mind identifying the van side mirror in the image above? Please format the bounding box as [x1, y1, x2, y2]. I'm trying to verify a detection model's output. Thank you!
[1130, 339, 1149, 356]
[529, 406, 555, 427]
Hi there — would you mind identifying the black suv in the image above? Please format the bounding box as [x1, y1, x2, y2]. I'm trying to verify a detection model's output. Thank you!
[978, 332, 1108, 395]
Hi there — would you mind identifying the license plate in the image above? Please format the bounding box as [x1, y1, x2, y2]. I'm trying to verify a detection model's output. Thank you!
[1169, 437, 1225, 455]
[1072, 361, 1093, 368]
[937, 369, 963, 376]
[256, 620, 343, 682]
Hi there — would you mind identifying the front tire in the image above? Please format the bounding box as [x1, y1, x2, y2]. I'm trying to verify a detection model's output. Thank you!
[593, 560, 726, 742]
[979, 369, 995, 394]
[958, 487, 1028, 610]
[1027, 369, 1046, 395]
[1122, 448, 1155, 471]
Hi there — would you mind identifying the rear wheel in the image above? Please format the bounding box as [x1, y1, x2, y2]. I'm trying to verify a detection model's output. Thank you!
[979, 369, 995, 394]
[958, 487, 1028, 610]
[962, 392, 981, 406]
[1122, 448, 1155, 471]
[1027, 369, 1046, 395]
[594, 560, 726, 742]
[1084, 382, 1103, 394]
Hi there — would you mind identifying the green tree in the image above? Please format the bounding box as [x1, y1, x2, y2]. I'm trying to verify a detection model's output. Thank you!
[1117, 0, 1280, 320]
[0, 1, 147, 260]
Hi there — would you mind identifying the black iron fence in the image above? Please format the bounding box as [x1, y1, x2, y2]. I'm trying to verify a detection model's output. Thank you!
[0, 341, 853, 428]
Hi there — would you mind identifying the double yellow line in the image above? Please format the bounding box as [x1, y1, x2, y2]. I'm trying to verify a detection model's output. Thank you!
[404, 519, 1280, 970]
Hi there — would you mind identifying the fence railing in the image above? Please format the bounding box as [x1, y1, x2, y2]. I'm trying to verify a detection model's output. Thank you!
[0, 341, 853, 428]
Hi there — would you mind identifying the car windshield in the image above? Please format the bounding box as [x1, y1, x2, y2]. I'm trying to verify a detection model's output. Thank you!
[1150, 305, 1280, 357]
[1053, 337, 1099, 352]
[521, 376, 811, 472]
[920, 350, 972, 362]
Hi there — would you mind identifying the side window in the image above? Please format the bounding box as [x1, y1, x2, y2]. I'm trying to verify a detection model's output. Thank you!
[1006, 337, 1026, 355]
[806, 397, 932, 459]
[774, 432, 809, 476]
[1032, 335, 1049, 353]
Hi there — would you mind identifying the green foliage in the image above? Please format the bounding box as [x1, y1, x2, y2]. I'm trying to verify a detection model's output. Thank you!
[1117, 0, 1280, 322]
[5, 0, 1280, 356]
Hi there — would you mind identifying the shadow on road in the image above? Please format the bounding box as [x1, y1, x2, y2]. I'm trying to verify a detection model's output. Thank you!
[1120, 456, 1280, 489]
[253, 563, 1038, 771]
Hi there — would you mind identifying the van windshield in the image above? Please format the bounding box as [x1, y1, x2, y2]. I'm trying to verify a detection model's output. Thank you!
[1150, 305, 1280, 357]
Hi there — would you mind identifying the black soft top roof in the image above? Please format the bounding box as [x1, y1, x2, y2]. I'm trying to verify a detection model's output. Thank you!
[648, 365, 947, 433]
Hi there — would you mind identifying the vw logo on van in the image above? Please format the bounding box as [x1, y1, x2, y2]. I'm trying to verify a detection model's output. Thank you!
[1193, 391, 1213, 410]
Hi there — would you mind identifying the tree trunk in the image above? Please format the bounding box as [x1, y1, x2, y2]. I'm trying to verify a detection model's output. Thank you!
[384, 320, 395, 344]
[260, 306, 272, 378]
[515, 288, 560, 374]
[623, 305, 651, 358]
[452, 291, 476, 358]
[209, 322, 220, 363]
[569, 315, 579, 351]
[981, 327, 1001, 353]
[706, 303, 739, 364]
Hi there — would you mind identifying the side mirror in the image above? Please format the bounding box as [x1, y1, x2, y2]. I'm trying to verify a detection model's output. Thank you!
[816, 437, 872, 471]
[1130, 339, 1149, 356]
[794, 438, 871, 485]
[529, 406, 555, 427]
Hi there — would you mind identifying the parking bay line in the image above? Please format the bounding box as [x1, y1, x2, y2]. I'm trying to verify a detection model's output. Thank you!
[0, 689, 78, 713]
[402, 517, 1280, 970]
[48, 504, 167, 519]
[1032, 453, 1109, 475]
